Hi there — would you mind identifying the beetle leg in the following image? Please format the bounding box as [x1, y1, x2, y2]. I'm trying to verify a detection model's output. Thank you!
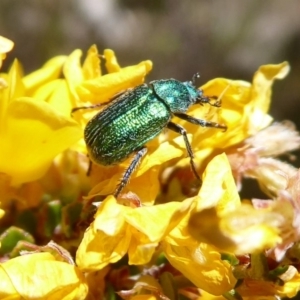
[167, 122, 201, 182]
[114, 147, 148, 198]
[196, 93, 222, 107]
[71, 103, 109, 115]
[174, 113, 227, 132]
[87, 160, 92, 176]
[110, 88, 133, 101]
[201, 95, 222, 107]
[71, 90, 134, 116]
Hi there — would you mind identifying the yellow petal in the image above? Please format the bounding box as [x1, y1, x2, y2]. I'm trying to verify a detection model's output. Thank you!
[124, 198, 192, 243]
[77, 196, 194, 270]
[87, 138, 183, 204]
[0, 60, 25, 118]
[63, 49, 84, 86]
[86, 164, 160, 205]
[32, 79, 63, 102]
[93, 196, 127, 234]
[276, 269, 300, 298]
[221, 204, 283, 254]
[0, 36, 14, 54]
[31, 78, 75, 120]
[82, 45, 101, 79]
[46, 79, 74, 117]
[104, 49, 121, 73]
[249, 62, 290, 133]
[161, 154, 238, 294]
[163, 241, 236, 295]
[23, 56, 67, 95]
[195, 78, 251, 150]
[127, 238, 158, 265]
[137, 137, 184, 176]
[77, 60, 152, 103]
[160, 154, 240, 244]
[0, 207, 4, 219]
[189, 204, 283, 254]
[0, 252, 88, 300]
[76, 196, 130, 271]
[197, 153, 241, 213]
[63, 49, 84, 103]
[175, 63, 290, 169]
[0, 36, 14, 68]
[128, 166, 161, 205]
[188, 156, 282, 254]
[0, 266, 18, 298]
[0, 98, 82, 185]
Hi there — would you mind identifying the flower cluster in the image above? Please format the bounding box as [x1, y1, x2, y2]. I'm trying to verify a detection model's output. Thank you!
[0, 35, 300, 299]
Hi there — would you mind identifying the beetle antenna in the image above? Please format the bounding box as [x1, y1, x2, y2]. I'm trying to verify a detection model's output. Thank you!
[192, 72, 201, 86]
[197, 83, 232, 107]
[209, 83, 231, 107]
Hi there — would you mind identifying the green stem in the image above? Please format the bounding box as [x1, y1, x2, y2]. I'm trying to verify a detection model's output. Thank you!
[247, 253, 269, 280]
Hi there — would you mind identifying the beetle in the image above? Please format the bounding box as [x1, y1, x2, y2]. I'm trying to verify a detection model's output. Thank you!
[72, 74, 227, 197]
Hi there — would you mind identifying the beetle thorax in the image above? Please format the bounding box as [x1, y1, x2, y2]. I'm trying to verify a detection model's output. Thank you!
[150, 79, 202, 114]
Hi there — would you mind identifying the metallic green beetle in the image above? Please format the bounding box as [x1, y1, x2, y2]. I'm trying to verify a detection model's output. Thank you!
[73, 74, 227, 197]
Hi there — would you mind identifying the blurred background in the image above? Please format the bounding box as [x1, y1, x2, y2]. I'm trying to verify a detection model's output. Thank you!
[1, 0, 300, 167]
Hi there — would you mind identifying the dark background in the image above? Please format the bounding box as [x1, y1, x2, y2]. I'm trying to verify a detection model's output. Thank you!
[1, 0, 300, 168]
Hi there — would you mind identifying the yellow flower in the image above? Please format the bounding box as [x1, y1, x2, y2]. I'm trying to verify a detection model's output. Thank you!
[76, 48, 153, 104]
[179, 62, 290, 167]
[189, 203, 283, 254]
[0, 36, 14, 68]
[64, 46, 152, 114]
[77, 154, 238, 295]
[0, 252, 88, 300]
[76, 195, 193, 270]
[0, 45, 152, 201]
[188, 154, 283, 254]
[117, 275, 165, 300]
[276, 266, 300, 298]
[163, 154, 239, 295]
[0, 59, 82, 187]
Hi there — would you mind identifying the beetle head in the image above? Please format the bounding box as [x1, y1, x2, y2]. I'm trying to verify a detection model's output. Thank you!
[188, 73, 222, 107]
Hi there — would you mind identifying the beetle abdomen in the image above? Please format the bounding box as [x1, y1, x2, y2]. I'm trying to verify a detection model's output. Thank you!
[85, 85, 171, 165]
